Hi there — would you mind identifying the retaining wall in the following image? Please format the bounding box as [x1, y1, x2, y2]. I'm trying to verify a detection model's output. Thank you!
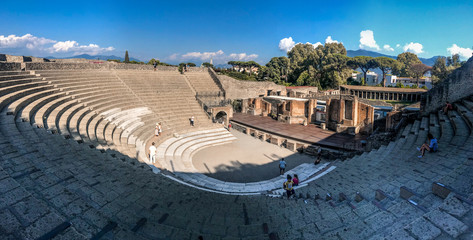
[0, 62, 21, 71]
[217, 74, 287, 99]
[422, 57, 473, 114]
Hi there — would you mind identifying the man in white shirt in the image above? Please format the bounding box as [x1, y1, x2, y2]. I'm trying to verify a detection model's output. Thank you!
[149, 142, 157, 164]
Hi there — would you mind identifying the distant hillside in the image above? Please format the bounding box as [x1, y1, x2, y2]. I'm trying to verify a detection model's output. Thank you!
[347, 49, 441, 66]
[44, 54, 143, 62]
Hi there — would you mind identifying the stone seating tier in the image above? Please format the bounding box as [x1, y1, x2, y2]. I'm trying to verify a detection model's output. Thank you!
[1, 69, 472, 239]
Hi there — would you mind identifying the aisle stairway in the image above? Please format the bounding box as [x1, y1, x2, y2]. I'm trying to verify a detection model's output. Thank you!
[0, 69, 472, 239]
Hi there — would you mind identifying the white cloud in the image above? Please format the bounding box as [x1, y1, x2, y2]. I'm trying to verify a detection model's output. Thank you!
[182, 50, 224, 60]
[228, 53, 258, 61]
[51, 40, 114, 55]
[359, 30, 380, 50]
[325, 36, 339, 44]
[403, 42, 424, 54]
[447, 44, 473, 60]
[306, 42, 322, 48]
[383, 44, 394, 51]
[279, 37, 296, 52]
[171, 50, 258, 64]
[0, 33, 114, 56]
[168, 53, 179, 61]
[0, 34, 56, 50]
[396, 44, 401, 48]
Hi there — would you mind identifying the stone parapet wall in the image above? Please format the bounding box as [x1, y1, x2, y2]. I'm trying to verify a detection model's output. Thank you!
[25, 62, 178, 71]
[186, 66, 205, 72]
[217, 74, 286, 99]
[422, 57, 473, 114]
[0, 54, 50, 62]
[0, 62, 21, 71]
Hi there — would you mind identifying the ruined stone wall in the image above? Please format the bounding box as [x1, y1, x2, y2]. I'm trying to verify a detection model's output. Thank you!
[0, 62, 21, 71]
[1, 54, 49, 62]
[422, 57, 473, 114]
[356, 102, 374, 134]
[217, 75, 287, 99]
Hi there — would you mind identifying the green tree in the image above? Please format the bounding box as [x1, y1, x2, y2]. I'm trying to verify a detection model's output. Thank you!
[373, 57, 399, 87]
[447, 54, 461, 67]
[348, 56, 376, 86]
[187, 62, 196, 67]
[431, 57, 448, 84]
[393, 52, 421, 77]
[409, 63, 431, 86]
[202, 62, 213, 68]
[261, 56, 289, 83]
[124, 50, 129, 63]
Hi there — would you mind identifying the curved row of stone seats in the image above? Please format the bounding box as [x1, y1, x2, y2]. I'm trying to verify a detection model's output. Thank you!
[115, 70, 215, 133]
[184, 72, 222, 93]
[16, 71, 151, 166]
[157, 128, 236, 171]
[1, 69, 473, 238]
[0, 112, 286, 239]
[276, 102, 473, 239]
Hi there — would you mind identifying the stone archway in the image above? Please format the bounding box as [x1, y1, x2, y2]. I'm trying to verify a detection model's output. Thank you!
[215, 111, 228, 125]
[210, 106, 233, 127]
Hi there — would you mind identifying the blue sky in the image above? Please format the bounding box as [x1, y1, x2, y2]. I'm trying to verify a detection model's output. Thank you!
[1, 0, 472, 64]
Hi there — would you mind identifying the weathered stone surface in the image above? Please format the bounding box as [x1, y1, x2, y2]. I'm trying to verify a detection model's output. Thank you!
[0, 209, 22, 234]
[405, 217, 441, 240]
[424, 209, 468, 238]
[439, 194, 469, 218]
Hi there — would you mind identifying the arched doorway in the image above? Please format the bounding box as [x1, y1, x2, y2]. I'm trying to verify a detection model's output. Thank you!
[215, 111, 228, 126]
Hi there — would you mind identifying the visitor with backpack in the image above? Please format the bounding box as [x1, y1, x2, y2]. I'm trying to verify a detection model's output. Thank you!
[279, 158, 286, 175]
[283, 175, 295, 199]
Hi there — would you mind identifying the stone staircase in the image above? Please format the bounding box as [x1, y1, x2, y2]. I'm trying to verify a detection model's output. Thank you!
[184, 72, 222, 93]
[1, 69, 472, 239]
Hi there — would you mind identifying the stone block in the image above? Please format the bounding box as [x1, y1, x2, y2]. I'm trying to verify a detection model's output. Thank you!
[355, 192, 364, 202]
[404, 217, 441, 240]
[432, 182, 451, 199]
[270, 137, 281, 146]
[439, 193, 469, 218]
[400, 186, 415, 200]
[424, 209, 468, 238]
[375, 189, 386, 201]
[325, 193, 332, 201]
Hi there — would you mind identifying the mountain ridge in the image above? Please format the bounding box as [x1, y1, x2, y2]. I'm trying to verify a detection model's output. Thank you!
[347, 49, 442, 66]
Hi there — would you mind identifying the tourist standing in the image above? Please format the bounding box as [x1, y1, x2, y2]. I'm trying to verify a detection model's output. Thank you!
[279, 158, 286, 175]
[153, 61, 157, 71]
[158, 122, 162, 135]
[190, 116, 195, 127]
[155, 123, 160, 137]
[315, 147, 322, 165]
[149, 142, 157, 164]
[283, 175, 295, 199]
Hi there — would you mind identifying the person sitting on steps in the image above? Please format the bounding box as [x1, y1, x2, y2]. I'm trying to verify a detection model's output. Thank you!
[443, 101, 453, 115]
[293, 174, 299, 186]
[417, 133, 438, 158]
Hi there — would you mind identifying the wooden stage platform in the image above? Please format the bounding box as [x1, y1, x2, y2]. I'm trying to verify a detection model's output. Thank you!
[230, 113, 366, 151]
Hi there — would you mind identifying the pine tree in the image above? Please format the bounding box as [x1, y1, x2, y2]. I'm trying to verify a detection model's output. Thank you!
[124, 50, 129, 63]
